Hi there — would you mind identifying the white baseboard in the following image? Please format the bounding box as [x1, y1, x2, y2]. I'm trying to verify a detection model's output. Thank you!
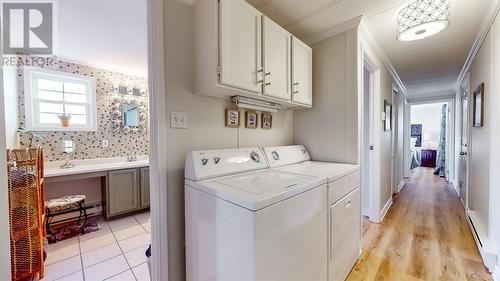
[493, 265, 500, 281]
[451, 180, 460, 196]
[377, 198, 393, 223]
[396, 179, 406, 193]
[467, 210, 498, 273]
[362, 208, 370, 217]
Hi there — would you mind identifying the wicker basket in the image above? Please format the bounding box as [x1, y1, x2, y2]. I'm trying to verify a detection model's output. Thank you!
[7, 147, 45, 281]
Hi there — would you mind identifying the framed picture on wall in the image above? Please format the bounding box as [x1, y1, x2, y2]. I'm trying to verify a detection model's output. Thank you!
[473, 83, 484, 127]
[225, 108, 240, 128]
[261, 113, 272, 129]
[384, 100, 392, 132]
[245, 111, 258, 129]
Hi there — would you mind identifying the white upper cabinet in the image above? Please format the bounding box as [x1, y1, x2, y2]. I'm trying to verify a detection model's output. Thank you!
[292, 38, 313, 106]
[262, 17, 291, 101]
[193, 0, 312, 109]
[219, 0, 262, 94]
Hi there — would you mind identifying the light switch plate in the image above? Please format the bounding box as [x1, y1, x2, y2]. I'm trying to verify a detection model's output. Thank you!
[102, 139, 109, 148]
[171, 112, 188, 129]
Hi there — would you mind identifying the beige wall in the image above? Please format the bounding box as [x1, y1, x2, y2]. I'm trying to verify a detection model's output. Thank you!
[469, 31, 491, 235]
[490, 11, 500, 267]
[466, 10, 500, 271]
[294, 30, 358, 164]
[293, 25, 395, 219]
[164, 1, 294, 280]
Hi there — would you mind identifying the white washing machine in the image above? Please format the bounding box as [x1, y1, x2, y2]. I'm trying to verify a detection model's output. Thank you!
[184, 147, 328, 281]
[262, 145, 361, 281]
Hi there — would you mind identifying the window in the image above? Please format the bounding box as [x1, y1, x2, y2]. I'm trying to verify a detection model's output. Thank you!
[24, 68, 97, 131]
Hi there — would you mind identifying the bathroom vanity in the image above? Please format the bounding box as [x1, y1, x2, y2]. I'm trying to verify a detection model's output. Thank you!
[44, 157, 150, 219]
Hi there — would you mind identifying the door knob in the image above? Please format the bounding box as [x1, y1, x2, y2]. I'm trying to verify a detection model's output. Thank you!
[460, 152, 467, 156]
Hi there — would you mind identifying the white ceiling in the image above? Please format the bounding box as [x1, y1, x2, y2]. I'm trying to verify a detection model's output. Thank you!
[247, 0, 494, 97]
[56, 0, 148, 77]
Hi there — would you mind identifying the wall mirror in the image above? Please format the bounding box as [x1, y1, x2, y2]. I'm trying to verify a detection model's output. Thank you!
[110, 96, 147, 134]
[122, 104, 140, 127]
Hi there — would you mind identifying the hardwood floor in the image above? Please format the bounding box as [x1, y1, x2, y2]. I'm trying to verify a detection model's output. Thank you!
[347, 167, 492, 281]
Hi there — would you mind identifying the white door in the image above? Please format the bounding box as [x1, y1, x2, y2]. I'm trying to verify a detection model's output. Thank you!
[458, 88, 470, 207]
[291, 37, 312, 106]
[262, 17, 291, 101]
[219, 0, 262, 93]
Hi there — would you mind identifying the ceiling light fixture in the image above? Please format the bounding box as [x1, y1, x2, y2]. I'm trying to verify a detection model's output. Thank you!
[397, 0, 450, 42]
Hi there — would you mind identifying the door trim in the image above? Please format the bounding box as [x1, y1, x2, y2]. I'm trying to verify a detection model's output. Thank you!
[148, 0, 169, 280]
[0, 23, 12, 281]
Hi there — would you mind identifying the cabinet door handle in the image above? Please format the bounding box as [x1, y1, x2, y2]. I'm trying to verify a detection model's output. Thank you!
[294, 82, 299, 86]
[265, 82, 271, 86]
[293, 91, 299, 94]
[256, 69, 264, 84]
[265, 72, 271, 76]
[345, 200, 352, 209]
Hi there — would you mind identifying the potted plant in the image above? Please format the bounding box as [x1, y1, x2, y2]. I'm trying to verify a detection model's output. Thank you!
[57, 113, 72, 127]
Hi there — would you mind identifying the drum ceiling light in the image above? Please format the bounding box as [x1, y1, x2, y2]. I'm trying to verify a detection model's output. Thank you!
[397, 0, 450, 42]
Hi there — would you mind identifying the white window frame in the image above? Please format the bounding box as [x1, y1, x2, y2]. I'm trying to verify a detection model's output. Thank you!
[23, 67, 97, 131]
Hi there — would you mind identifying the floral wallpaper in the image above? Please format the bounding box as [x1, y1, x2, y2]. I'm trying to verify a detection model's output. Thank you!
[17, 60, 149, 162]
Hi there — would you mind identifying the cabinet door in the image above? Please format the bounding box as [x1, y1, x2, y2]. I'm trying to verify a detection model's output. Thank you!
[219, 0, 262, 93]
[140, 167, 150, 208]
[107, 169, 139, 216]
[292, 37, 312, 106]
[262, 17, 291, 101]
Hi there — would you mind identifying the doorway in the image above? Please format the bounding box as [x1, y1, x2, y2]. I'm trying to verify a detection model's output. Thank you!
[0, 1, 169, 280]
[458, 75, 470, 207]
[361, 58, 375, 220]
[408, 101, 452, 181]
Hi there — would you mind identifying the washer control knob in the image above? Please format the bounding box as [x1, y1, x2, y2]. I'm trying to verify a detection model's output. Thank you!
[213, 157, 221, 164]
[201, 158, 209, 166]
[272, 151, 279, 160]
[250, 152, 260, 163]
[302, 148, 307, 154]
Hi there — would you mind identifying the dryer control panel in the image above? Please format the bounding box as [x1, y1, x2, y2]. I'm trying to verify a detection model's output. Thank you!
[185, 148, 268, 181]
[262, 145, 311, 168]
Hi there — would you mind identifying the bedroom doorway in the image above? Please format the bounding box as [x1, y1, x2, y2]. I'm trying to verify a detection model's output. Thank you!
[409, 101, 454, 182]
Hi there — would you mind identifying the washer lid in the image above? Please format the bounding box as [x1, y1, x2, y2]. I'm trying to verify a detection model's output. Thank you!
[187, 170, 325, 211]
[273, 161, 359, 182]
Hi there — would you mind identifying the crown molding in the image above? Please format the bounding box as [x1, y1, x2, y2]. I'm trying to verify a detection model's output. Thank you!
[304, 16, 363, 45]
[359, 16, 407, 96]
[304, 15, 407, 96]
[456, 0, 500, 88]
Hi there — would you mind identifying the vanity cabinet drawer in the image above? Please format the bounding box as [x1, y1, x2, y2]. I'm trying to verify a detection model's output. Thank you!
[329, 188, 360, 260]
[329, 170, 360, 204]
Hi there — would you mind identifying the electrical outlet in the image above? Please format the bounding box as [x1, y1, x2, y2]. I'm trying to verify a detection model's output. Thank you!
[102, 139, 109, 148]
[171, 112, 188, 129]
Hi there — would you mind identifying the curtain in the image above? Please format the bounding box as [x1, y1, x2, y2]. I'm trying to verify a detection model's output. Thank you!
[434, 104, 447, 177]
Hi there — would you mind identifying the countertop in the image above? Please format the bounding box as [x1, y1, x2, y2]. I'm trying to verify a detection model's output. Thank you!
[44, 156, 149, 178]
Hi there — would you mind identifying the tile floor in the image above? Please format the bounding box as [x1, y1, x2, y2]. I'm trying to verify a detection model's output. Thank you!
[42, 211, 151, 281]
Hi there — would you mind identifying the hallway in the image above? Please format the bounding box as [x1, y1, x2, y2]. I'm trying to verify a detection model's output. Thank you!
[347, 168, 492, 281]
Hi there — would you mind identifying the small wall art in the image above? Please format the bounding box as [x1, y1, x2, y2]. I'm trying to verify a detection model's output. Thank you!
[261, 113, 272, 129]
[384, 99, 392, 132]
[225, 108, 240, 128]
[245, 111, 258, 129]
[473, 83, 484, 127]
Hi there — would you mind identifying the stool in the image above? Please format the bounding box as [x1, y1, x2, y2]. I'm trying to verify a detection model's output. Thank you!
[45, 195, 88, 241]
